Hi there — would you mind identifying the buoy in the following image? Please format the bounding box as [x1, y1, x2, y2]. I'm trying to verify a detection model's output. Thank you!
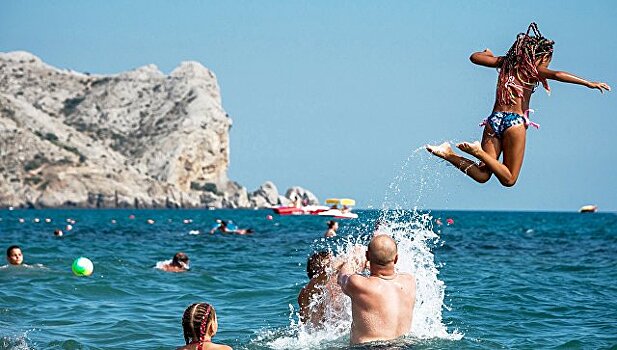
[45, 218, 52, 223]
[34, 218, 40, 223]
[266, 215, 273, 220]
[129, 214, 135, 219]
[18, 218, 25, 223]
[72, 257, 94, 276]
[446, 218, 454, 225]
[111, 219, 117, 224]
[147, 219, 155, 224]
[66, 224, 73, 231]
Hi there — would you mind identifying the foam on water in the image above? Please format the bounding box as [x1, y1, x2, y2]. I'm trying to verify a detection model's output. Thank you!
[256, 147, 462, 348]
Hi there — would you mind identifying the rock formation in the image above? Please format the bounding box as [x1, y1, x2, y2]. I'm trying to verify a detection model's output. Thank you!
[0, 51, 316, 208]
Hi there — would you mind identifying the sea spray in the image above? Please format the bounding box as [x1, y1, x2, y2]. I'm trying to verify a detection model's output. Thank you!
[256, 147, 462, 348]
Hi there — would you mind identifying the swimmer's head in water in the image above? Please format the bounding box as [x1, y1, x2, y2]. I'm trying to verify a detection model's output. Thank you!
[327, 220, 338, 229]
[306, 251, 331, 278]
[498, 22, 554, 105]
[367, 235, 398, 266]
[6, 245, 23, 265]
[182, 302, 217, 346]
[172, 252, 189, 269]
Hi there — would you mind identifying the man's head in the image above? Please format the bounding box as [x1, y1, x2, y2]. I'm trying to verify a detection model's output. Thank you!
[327, 221, 338, 230]
[6, 245, 23, 265]
[306, 251, 331, 278]
[366, 235, 398, 267]
[172, 252, 190, 269]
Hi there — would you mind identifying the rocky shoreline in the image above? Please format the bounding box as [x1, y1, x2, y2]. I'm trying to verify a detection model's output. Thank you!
[0, 51, 317, 208]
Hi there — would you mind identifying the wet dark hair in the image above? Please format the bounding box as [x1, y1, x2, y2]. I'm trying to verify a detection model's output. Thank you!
[6, 245, 20, 257]
[182, 302, 216, 345]
[306, 251, 331, 278]
[172, 252, 189, 266]
[327, 220, 337, 229]
[498, 22, 554, 105]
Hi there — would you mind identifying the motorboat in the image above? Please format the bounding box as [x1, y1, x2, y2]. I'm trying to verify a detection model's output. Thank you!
[272, 204, 330, 216]
[316, 198, 358, 219]
[579, 205, 597, 213]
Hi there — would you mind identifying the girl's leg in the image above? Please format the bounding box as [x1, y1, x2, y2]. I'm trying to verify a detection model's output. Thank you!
[457, 124, 526, 187]
[426, 126, 501, 183]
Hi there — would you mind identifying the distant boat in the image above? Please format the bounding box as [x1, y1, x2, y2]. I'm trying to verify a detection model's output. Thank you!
[317, 198, 358, 219]
[272, 198, 358, 218]
[579, 205, 598, 213]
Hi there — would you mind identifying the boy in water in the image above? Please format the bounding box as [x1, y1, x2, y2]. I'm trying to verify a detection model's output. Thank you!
[6, 245, 24, 266]
[427, 23, 610, 187]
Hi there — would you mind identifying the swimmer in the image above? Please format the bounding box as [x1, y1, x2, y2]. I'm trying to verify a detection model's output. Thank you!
[177, 302, 231, 350]
[297, 251, 344, 327]
[54, 229, 63, 237]
[209, 220, 253, 235]
[6, 245, 24, 266]
[324, 220, 338, 238]
[160, 252, 190, 273]
[427, 23, 610, 187]
[337, 235, 416, 344]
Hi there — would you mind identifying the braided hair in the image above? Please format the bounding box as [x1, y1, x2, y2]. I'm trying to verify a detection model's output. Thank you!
[497, 22, 554, 105]
[181, 302, 216, 347]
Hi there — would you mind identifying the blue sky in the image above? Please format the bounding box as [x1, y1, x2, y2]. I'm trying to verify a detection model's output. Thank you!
[1, 1, 615, 211]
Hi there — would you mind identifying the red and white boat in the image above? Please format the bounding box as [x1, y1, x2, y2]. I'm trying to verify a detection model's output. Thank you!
[272, 198, 358, 218]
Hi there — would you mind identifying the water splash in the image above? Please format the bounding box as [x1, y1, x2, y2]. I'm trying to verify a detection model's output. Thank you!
[255, 147, 462, 348]
[0, 330, 35, 350]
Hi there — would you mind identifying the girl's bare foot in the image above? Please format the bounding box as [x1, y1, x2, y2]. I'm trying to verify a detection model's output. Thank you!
[426, 142, 455, 160]
[457, 141, 482, 157]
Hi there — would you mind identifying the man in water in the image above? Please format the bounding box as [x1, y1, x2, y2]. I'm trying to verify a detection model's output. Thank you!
[337, 235, 416, 344]
[297, 251, 344, 327]
[161, 252, 190, 272]
[6, 245, 24, 266]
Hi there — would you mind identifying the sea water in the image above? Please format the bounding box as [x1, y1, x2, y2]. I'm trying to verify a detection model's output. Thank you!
[1, 148, 616, 350]
[1, 208, 616, 349]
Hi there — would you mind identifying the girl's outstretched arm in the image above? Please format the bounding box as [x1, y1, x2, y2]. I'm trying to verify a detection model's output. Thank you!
[537, 62, 611, 93]
[470, 49, 504, 68]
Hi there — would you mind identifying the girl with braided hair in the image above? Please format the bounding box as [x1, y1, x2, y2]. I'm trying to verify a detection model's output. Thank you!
[427, 23, 610, 187]
[177, 302, 231, 350]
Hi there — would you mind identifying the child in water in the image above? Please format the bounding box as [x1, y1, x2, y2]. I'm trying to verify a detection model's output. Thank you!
[426, 23, 610, 187]
[177, 302, 231, 350]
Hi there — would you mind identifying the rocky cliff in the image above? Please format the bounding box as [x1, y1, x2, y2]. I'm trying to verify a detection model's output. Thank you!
[0, 51, 316, 208]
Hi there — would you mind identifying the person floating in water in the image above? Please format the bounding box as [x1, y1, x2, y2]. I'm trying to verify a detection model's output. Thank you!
[337, 235, 416, 345]
[209, 220, 253, 235]
[160, 252, 190, 273]
[426, 23, 610, 187]
[177, 302, 231, 350]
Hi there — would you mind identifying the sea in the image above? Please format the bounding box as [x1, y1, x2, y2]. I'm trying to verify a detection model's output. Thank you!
[1, 207, 616, 350]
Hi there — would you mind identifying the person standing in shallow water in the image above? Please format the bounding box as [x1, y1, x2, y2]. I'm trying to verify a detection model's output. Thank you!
[177, 302, 231, 350]
[324, 220, 338, 238]
[337, 235, 416, 345]
[426, 23, 610, 187]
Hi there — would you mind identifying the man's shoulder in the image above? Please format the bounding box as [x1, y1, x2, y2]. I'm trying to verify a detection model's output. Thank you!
[396, 272, 416, 284]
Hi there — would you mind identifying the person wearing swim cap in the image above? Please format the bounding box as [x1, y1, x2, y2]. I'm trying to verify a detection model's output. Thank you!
[337, 235, 416, 344]
[162, 252, 190, 272]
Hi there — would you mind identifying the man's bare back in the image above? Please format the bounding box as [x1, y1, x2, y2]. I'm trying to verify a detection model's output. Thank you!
[337, 235, 416, 344]
[345, 272, 415, 344]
